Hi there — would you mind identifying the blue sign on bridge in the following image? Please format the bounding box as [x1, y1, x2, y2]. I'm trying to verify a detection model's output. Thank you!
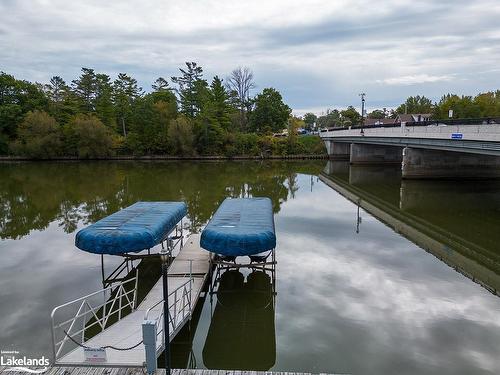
[451, 133, 463, 139]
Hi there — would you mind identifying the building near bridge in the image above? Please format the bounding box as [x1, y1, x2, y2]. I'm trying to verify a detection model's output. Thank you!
[395, 113, 432, 123]
[364, 114, 432, 126]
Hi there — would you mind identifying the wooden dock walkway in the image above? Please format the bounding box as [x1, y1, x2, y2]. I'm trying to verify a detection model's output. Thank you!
[56, 234, 211, 367]
[0, 368, 340, 375]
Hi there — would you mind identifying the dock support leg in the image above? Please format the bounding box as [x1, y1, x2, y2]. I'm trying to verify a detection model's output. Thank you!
[142, 321, 157, 374]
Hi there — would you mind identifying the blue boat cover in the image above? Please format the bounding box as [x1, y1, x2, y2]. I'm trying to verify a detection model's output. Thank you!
[75, 201, 187, 255]
[200, 198, 276, 256]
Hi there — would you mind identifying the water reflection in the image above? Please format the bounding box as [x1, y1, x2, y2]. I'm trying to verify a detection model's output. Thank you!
[2, 161, 500, 374]
[203, 270, 276, 370]
[321, 160, 500, 295]
[0, 161, 321, 239]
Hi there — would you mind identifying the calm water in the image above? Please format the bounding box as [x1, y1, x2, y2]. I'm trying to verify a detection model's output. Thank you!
[1, 160, 500, 375]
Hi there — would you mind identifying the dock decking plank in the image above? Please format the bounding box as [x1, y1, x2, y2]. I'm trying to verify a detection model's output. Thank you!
[0, 368, 338, 375]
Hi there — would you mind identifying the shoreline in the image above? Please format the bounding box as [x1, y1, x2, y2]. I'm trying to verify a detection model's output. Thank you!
[0, 154, 327, 162]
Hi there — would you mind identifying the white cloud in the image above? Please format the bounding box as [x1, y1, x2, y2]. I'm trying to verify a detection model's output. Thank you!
[1, 0, 500, 112]
[377, 74, 454, 86]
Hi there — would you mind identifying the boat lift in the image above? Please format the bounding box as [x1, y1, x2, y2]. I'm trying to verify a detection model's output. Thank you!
[200, 197, 277, 271]
[49, 202, 212, 371]
[75, 201, 188, 287]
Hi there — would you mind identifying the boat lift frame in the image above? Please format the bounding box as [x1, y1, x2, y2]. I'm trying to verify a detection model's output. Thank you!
[100, 220, 185, 288]
[209, 248, 277, 305]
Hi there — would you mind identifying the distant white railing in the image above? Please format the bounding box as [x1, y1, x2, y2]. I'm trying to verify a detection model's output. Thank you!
[50, 271, 139, 361]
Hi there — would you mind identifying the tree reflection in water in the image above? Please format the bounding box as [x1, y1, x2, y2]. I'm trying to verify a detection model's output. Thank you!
[0, 161, 323, 240]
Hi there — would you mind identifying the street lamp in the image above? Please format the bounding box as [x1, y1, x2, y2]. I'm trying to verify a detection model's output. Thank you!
[159, 247, 171, 375]
[359, 93, 366, 134]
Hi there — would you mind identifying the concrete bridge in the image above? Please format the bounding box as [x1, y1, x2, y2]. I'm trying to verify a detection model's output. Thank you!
[319, 119, 500, 178]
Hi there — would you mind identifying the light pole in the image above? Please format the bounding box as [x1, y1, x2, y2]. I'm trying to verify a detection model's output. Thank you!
[160, 248, 171, 375]
[359, 93, 366, 134]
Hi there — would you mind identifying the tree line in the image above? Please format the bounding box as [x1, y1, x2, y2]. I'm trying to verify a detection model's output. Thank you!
[0, 63, 325, 159]
[302, 92, 500, 129]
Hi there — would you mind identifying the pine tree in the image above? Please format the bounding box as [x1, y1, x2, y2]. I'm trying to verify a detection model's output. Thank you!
[71, 68, 97, 113]
[171, 62, 206, 118]
[113, 73, 142, 137]
[94, 74, 115, 128]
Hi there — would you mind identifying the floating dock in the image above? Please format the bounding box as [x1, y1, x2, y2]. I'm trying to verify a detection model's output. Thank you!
[55, 234, 211, 367]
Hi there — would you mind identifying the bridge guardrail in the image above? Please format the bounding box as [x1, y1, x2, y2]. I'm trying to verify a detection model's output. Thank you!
[319, 117, 500, 133]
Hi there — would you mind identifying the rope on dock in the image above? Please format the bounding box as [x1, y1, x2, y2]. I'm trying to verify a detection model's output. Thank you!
[63, 330, 144, 351]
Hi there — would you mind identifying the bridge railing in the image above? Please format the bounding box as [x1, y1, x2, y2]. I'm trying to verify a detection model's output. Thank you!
[320, 117, 500, 133]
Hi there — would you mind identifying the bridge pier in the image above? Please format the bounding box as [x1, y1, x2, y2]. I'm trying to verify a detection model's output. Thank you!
[402, 147, 500, 179]
[324, 140, 351, 160]
[350, 143, 403, 165]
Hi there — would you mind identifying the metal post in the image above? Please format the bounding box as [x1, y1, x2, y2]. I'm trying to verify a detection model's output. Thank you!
[161, 251, 171, 375]
[142, 320, 158, 374]
[359, 93, 366, 133]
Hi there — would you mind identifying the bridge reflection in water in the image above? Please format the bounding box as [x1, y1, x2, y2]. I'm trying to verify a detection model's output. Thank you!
[203, 270, 276, 371]
[321, 161, 500, 296]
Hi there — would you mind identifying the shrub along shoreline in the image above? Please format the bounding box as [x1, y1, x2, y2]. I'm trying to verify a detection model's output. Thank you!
[0, 153, 327, 162]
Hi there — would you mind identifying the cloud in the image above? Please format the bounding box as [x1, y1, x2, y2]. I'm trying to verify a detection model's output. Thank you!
[377, 74, 454, 86]
[1, 0, 500, 114]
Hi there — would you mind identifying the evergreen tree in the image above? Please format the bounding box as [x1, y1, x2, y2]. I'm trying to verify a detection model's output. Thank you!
[152, 77, 171, 92]
[207, 76, 232, 131]
[46, 76, 67, 105]
[94, 74, 115, 128]
[71, 68, 97, 113]
[113, 73, 142, 137]
[171, 62, 206, 118]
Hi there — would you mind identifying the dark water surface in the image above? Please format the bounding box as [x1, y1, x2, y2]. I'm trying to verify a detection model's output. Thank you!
[1, 160, 500, 375]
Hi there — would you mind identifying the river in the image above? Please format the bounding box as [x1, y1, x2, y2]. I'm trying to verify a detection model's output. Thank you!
[0, 160, 499, 375]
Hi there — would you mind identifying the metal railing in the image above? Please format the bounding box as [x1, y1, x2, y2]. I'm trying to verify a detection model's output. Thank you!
[144, 269, 193, 352]
[320, 117, 500, 133]
[50, 270, 139, 361]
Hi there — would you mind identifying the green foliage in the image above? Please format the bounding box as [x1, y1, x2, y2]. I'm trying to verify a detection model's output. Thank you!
[431, 92, 500, 119]
[340, 106, 361, 126]
[72, 68, 97, 112]
[368, 109, 385, 119]
[249, 88, 291, 133]
[0, 67, 324, 158]
[64, 114, 115, 158]
[396, 95, 433, 114]
[113, 73, 142, 137]
[0, 72, 48, 139]
[303, 112, 317, 130]
[168, 116, 195, 156]
[171, 62, 206, 118]
[11, 110, 63, 158]
[94, 74, 115, 128]
[126, 91, 177, 155]
[317, 109, 341, 129]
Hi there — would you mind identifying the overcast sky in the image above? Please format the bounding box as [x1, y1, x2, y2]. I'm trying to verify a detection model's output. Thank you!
[1, 0, 500, 115]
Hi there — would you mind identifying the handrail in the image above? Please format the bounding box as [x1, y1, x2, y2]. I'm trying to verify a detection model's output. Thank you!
[144, 278, 192, 320]
[321, 117, 500, 133]
[143, 259, 194, 350]
[50, 269, 139, 361]
[50, 277, 137, 319]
